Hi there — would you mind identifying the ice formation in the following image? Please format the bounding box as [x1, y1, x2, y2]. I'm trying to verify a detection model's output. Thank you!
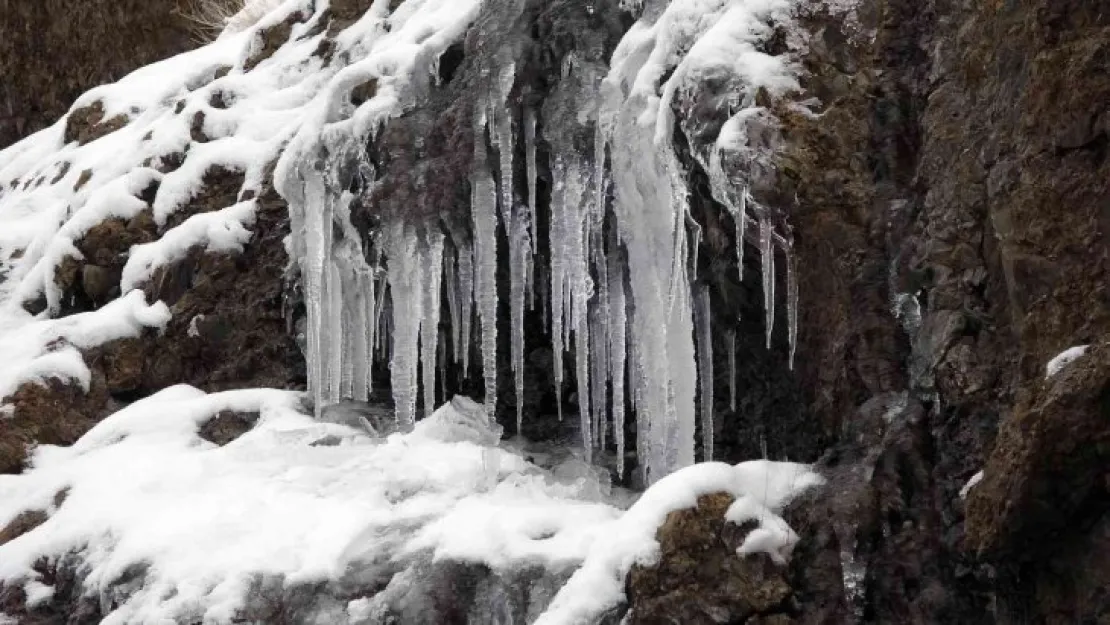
[0, 0, 807, 487]
[256, 0, 806, 485]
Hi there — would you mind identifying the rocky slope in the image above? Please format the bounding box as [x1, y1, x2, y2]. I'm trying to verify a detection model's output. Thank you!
[0, 0, 1108, 623]
[0, 0, 195, 149]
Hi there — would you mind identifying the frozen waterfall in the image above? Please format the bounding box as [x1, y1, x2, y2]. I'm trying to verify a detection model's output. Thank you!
[275, 0, 803, 484]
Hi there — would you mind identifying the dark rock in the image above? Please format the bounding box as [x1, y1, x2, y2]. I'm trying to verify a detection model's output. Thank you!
[80, 263, 120, 307]
[626, 493, 793, 624]
[244, 12, 303, 71]
[0, 374, 112, 475]
[0, 0, 193, 149]
[63, 101, 128, 146]
[198, 410, 260, 446]
[0, 509, 49, 547]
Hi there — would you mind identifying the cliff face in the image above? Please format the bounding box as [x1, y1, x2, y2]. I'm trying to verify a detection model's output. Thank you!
[0, 0, 1108, 622]
[0, 0, 195, 149]
[774, 0, 1110, 621]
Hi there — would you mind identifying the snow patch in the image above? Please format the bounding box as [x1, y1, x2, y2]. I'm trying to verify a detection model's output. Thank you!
[535, 460, 824, 625]
[121, 199, 258, 292]
[0, 392, 620, 622]
[0, 290, 170, 401]
[1045, 345, 1089, 379]
[959, 470, 984, 500]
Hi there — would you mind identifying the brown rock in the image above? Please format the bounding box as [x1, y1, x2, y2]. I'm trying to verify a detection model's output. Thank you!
[626, 493, 793, 624]
[0, 0, 194, 149]
[198, 410, 260, 446]
[0, 510, 48, 547]
[243, 13, 302, 71]
[95, 337, 147, 395]
[80, 264, 120, 307]
[0, 375, 111, 475]
[62, 101, 129, 146]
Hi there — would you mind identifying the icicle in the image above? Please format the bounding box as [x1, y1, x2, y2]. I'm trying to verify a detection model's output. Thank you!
[421, 229, 444, 418]
[727, 328, 737, 413]
[444, 247, 460, 365]
[494, 104, 515, 235]
[605, 80, 698, 482]
[759, 216, 775, 349]
[550, 158, 567, 423]
[350, 267, 372, 402]
[339, 267, 356, 401]
[472, 115, 500, 416]
[301, 172, 330, 415]
[575, 304, 591, 463]
[458, 240, 475, 377]
[786, 239, 799, 370]
[687, 213, 702, 279]
[737, 187, 748, 282]
[607, 254, 627, 479]
[525, 107, 538, 255]
[386, 224, 424, 427]
[693, 283, 714, 461]
[325, 261, 344, 405]
[589, 305, 607, 451]
[438, 327, 448, 403]
[509, 205, 530, 437]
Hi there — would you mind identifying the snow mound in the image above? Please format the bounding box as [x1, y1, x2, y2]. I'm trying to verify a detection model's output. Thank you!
[0, 391, 621, 623]
[536, 460, 824, 625]
[0, 389, 822, 623]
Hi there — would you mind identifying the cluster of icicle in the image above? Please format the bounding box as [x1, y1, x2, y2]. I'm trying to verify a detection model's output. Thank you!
[280, 2, 799, 485]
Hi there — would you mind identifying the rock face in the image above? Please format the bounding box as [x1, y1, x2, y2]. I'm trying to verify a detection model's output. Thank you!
[0, 0, 195, 149]
[626, 494, 795, 625]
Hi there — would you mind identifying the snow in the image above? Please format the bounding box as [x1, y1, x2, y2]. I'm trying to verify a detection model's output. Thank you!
[0, 392, 612, 622]
[0, 290, 170, 402]
[535, 460, 824, 625]
[1045, 345, 1090, 379]
[120, 200, 258, 292]
[0, 386, 821, 623]
[0, 1, 830, 617]
[959, 470, 984, 500]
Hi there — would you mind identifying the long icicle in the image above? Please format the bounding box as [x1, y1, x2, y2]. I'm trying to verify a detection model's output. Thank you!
[694, 283, 714, 461]
[472, 114, 500, 416]
[458, 239, 475, 377]
[420, 229, 444, 417]
[444, 245, 460, 365]
[550, 157, 567, 422]
[786, 236, 799, 370]
[608, 250, 627, 479]
[509, 204, 530, 436]
[727, 328, 737, 412]
[387, 224, 423, 427]
[759, 216, 775, 349]
[525, 106, 539, 255]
